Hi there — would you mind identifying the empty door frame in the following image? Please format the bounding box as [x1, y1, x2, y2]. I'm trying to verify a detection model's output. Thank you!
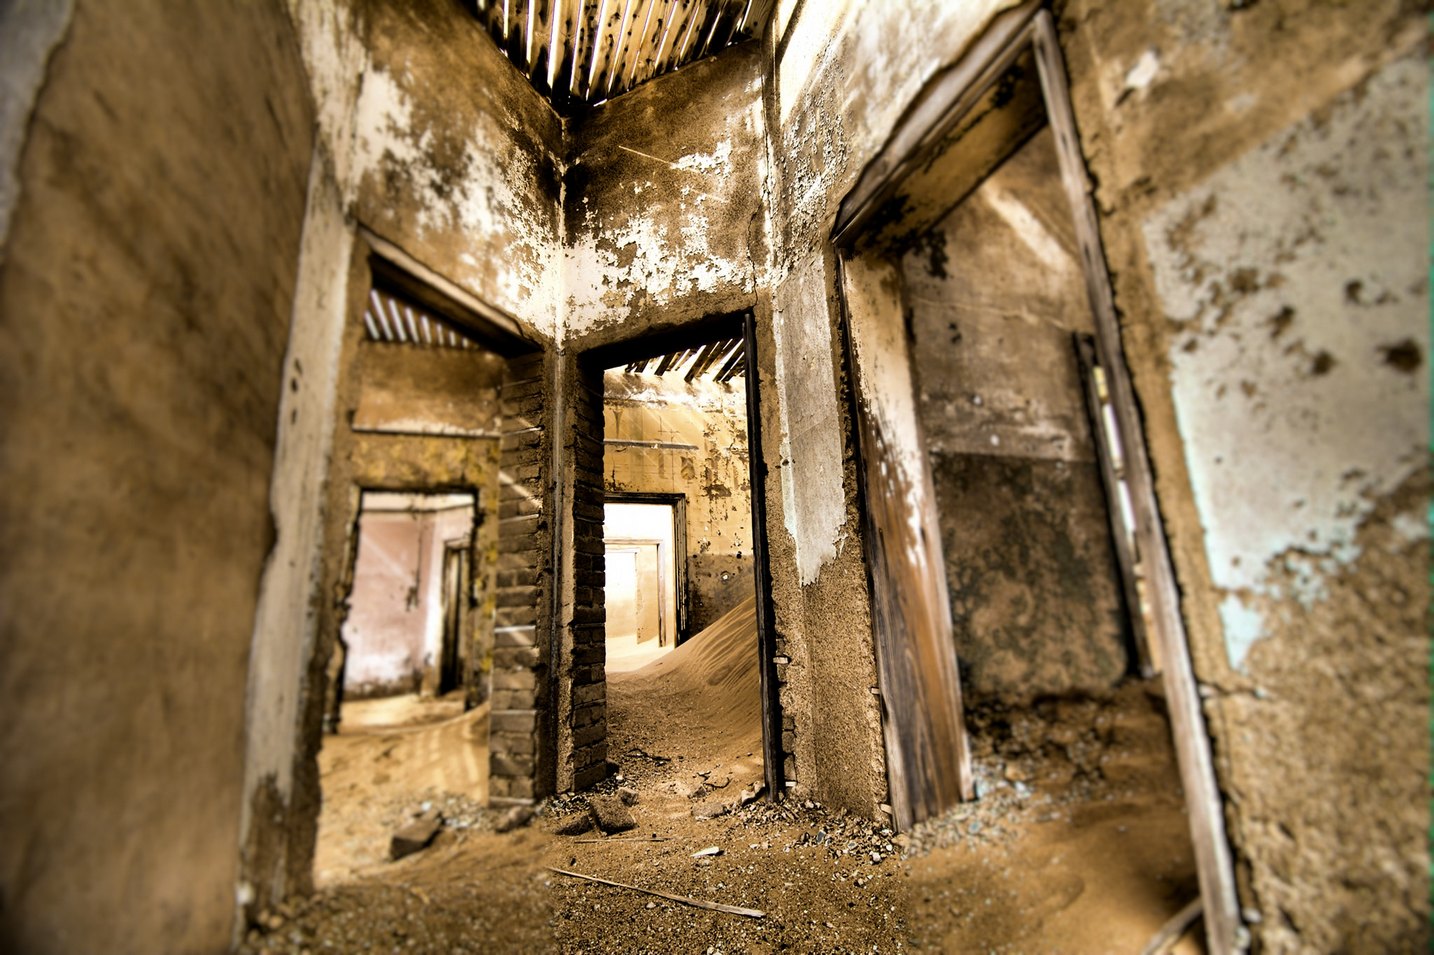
[606, 491, 690, 644]
[831, 6, 1241, 952]
[578, 310, 784, 798]
[439, 539, 470, 694]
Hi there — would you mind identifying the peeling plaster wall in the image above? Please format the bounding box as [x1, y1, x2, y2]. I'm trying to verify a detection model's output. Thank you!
[240, 0, 560, 914]
[0, 2, 315, 951]
[563, 44, 766, 348]
[1055, 0, 1429, 947]
[351, 1, 564, 330]
[248, 246, 505, 908]
[900, 128, 1129, 702]
[283, 0, 565, 339]
[603, 371, 754, 633]
[761, 0, 1022, 818]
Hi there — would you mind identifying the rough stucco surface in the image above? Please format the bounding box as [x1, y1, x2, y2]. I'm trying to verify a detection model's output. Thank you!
[604, 371, 754, 634]
[1056, 0, 1429, 947]
[564, 44, 765, 348]
[1143, 58, 1428, 670]
[901, 128, 1128, 701]
[353, 340, 506, 436]
[239, 161, 353, 915]
[0, 2, 314, 951]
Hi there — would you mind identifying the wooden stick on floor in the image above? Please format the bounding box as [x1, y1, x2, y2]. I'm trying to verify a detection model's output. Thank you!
[547, 867, 765, 918]
[1140, 898, 1203, 955]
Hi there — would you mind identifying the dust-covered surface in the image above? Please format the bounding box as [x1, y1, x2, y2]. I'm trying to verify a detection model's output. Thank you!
[314, 695, 492, 885]
[243, 601, 1200, 953]
[563, 44, 765, 346]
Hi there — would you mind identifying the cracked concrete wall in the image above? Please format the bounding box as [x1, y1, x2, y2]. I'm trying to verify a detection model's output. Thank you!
[1055, 0, 1429, 948]
[0, 2, 315, 952]
[604, 371, 754, 634]
[761, 0, 1023, 820]
[900, 127, 1130, 702]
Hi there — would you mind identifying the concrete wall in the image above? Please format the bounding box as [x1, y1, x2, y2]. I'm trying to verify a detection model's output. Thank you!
[0, 2, 315, 952]
[900, 127, 1129, 702]
[353, 341, 506, 435]
[563, 43, 766, 348]
[604, 371, 754, 633]
[1053, 0, 1429, 948]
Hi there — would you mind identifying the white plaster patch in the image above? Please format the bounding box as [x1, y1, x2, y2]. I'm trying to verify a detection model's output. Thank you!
[1390, 508, 1429, 544]
[562, 208, 751, 337]
[241, 160, 351, 827]
[777, 0, 860, 127]
[773, 255, 847, 585]
[283, 0, 366, 190]
[1142, 56, 1429, 668]
[1123, 49, 1161, 92]
[673, 139, 733, 174]
[1219, 593, 1264, 671]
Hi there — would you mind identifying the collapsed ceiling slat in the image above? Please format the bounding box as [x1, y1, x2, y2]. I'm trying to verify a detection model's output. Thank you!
[364, 286, 479, 351]
[469, 0, 776, 110]
[618, 338, 745, 382]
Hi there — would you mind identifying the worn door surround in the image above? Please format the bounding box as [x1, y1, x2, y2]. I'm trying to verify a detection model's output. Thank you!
[830, 6, 1243, 952]
[569, 312, 786, 799]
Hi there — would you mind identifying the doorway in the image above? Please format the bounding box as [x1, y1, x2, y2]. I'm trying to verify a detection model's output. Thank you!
[439, 540, 471, 694]
[569, 313, 784, 803]
[831, 4, 1239, 950]
[603, 500, 680, 672]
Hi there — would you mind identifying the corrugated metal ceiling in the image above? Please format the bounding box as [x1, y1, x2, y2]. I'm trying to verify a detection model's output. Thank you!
[468, 0, 776, 110]
[623, 337, 746, 382]
[364, 286, 482, 350]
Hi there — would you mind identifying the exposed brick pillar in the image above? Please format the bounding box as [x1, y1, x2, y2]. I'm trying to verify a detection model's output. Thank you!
[488, 351, 555, 805]
[565, 357, 608, 790]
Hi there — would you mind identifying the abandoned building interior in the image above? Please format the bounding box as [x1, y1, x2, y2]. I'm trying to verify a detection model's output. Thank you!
[0, 0, 1427, 952]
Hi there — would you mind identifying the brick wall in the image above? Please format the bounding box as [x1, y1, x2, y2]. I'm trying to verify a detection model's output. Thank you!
[488, 352, 554, 804]
[566, 359, 609, 790]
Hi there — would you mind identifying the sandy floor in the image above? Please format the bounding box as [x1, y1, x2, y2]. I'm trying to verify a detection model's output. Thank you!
[244, 601, 1204, 953]
[313, 692, 490, 886]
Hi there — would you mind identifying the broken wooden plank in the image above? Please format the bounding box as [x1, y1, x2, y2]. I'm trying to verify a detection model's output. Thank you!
[684, 339, 722, 381]
[548, 867, 764, 917]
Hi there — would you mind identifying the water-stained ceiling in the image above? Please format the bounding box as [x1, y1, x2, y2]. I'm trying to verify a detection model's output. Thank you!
[468, 0, 775, 111]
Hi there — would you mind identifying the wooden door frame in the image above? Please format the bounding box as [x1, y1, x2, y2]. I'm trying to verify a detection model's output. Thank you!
[438, 538, 471, 694]
[830, 6, 1241, 951]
